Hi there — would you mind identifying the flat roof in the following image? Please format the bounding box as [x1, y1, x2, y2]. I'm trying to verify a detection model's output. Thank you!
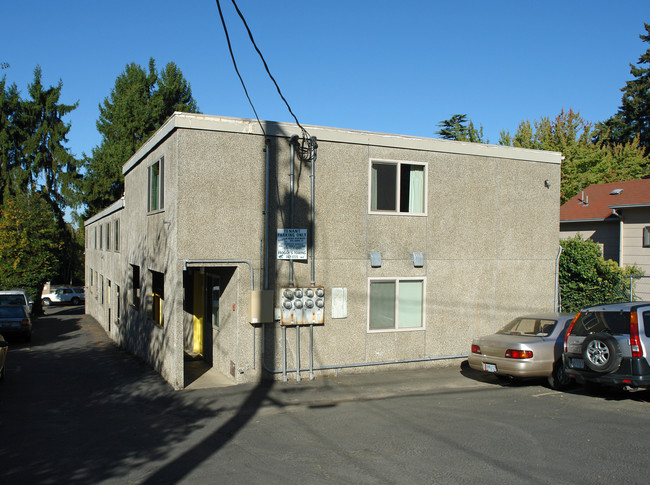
[123, 112, 563, 176]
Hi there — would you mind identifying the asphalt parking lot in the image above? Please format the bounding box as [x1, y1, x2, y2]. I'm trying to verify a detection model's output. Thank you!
[1, 306, 649, 484]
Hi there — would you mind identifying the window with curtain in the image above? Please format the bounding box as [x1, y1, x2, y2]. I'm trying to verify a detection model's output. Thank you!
[369, 278, 424, 331]
[370, 160, 426, 214]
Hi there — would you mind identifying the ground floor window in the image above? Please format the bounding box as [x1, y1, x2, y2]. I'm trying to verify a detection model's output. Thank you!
[150, 270, 164, 327]
[368, 278, 425, 331]
[131, 264, 140, 307]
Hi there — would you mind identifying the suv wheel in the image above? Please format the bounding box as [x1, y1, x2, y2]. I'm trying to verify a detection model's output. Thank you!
[42, 298, 51, 306]
[581, 333, 622, 373]
[71, 297, 80, 305]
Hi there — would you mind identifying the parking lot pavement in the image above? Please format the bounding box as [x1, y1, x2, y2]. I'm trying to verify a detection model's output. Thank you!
[2, 306, 650, 485]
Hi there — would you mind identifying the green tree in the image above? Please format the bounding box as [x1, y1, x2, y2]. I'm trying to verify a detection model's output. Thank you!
[436, 114, 487, 143]
[559, 235, 644, 312]
[0, 192, 62, 311]
[598, 23, 650, 153]
[21, 66, 82, 220]
[84, 58, 199, 215]
[499, 109, 649, 203]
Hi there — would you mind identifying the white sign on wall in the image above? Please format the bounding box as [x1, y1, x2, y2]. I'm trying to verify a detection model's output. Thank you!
[277, 229, 307, 260]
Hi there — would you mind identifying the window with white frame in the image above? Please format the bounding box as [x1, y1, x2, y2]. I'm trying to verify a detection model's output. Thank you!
[368, 278, 425, 331]
[644, 226, 650, 248]
[148, 157, 164, 212]
[370, 160, 426, 214]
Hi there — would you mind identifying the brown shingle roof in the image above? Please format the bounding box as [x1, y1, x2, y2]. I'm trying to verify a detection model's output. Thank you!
[560, 179, 650, 222]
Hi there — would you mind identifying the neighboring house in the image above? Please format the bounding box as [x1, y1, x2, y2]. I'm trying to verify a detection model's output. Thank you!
[85, 112, 562, 389]
[560, 178, 650, 300]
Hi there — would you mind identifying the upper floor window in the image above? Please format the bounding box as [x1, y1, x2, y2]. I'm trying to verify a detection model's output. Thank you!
[105, 222, 110, 251]
[148, 157, 164, 212]
[370, 160, 426, 214]
[114, 219, 120, 252]
[643, 226, 650, 248]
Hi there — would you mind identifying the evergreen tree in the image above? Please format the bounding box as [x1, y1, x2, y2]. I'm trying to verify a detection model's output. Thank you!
[84, 58, 199, 215]
[436, 114, 487, 143]
[22, 67, 82, 220]
[598, 23, 650, 153]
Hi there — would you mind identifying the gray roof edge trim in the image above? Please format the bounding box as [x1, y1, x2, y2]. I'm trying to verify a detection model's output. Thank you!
[84, 198, 125, 226]
[122, 112, 562, 170]
[122, 114, 179, 175]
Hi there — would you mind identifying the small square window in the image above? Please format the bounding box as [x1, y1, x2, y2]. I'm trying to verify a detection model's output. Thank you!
[370, 160, 426, 214]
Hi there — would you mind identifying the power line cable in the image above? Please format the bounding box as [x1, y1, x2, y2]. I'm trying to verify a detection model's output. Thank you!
[228, 0, 308, 138]
[215, 0, 266, 136]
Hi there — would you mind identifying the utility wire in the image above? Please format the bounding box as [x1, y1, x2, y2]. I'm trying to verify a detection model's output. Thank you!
[228, 0, 309, 138]
[215, 0, 266, 137]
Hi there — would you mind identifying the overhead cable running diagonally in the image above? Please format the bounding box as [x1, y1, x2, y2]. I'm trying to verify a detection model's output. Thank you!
[215, 0, 316, 161]
[215, 0, 265, 136]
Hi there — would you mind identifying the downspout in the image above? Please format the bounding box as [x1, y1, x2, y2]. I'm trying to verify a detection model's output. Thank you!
[310, 137, 317, 285]
[612, 208, 623, 266]
[289, 135, 298, 287]
[555, 245, 562, 312]
[264, 138, 271, 291]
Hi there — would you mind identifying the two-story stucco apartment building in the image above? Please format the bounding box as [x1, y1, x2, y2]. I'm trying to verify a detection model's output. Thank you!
[85, 112, 562, 389]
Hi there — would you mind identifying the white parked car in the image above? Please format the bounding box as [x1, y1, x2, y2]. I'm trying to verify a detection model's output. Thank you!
[0, 289, 33, 315]
[41, 287, 85, 306]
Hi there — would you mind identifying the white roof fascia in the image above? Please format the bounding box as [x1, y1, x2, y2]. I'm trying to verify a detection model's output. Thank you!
[84, 198, 125, 226]
[608, 203, 650, 209]
[122, 113, 563, 176]
[560, 218, 615, 224]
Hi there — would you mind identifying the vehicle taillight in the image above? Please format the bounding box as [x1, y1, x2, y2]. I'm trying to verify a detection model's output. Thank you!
[471, 344, 481, 354]
[505, 349, 533, 359]
[630, 311, 642, 358]
[564, 313, 580, 352]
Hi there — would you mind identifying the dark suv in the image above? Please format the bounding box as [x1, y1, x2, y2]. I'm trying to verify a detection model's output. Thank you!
[563, 302, 650, 389]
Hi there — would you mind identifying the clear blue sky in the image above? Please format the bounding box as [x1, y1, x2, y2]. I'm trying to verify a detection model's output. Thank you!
[2, 1, 649, 158]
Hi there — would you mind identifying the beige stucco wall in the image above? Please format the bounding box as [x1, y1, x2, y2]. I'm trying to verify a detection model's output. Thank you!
[87, 113, 563, 388]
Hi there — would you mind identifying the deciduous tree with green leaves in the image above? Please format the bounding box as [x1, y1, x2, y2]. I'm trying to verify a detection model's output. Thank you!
[84, 58, 199, 215]
[0, 192, 62, 311]
[499, 109, 649, 203]
[559, 235, 644, 312]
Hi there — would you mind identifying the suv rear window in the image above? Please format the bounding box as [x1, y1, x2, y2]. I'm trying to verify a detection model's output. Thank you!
[571, 311, 630, 336]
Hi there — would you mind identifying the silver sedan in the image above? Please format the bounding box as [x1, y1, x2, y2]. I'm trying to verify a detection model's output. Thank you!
[468, 313, 576, 389]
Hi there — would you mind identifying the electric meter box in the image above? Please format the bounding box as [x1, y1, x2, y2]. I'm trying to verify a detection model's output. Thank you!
[280, 286, 325, 326]
[249, 290, 274, 324]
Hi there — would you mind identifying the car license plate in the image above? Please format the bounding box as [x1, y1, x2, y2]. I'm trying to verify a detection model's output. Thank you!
[483, 363, 497, 373]
[570, 358, 584, 369]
